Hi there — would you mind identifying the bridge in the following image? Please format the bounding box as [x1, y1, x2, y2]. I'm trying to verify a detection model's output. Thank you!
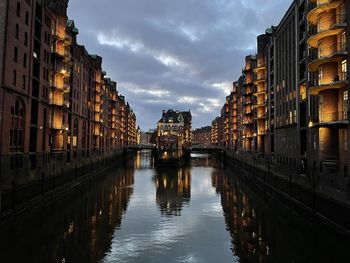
[187, 144, 225, 153]
[125, 144, 157, 150]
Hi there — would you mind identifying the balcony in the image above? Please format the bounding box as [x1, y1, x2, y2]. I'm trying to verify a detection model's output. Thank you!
[51, 122, 69, 131]
[253, 88, 266, 96]
[308, 13, 346, 48]
[243, 88, 254, 96]
[243, 100, 253, 105]
[243, 64, 252, 73]
[53, 63, 70, 78]
[257, 114, 266, 120]
[51, 45, 65, 57]
[244, 77, 253, 86]
[253, 74, 266, 84]
[309, 71, 348, 95]
[309, 43, 347, 72]
[258, 129, 266, 136]
[310, 111, 349, 127]
[253, 60, 266, 73]
[256, 101, 266, 108]
[243, 119, 253, 125]
[307, 1, 344, 26]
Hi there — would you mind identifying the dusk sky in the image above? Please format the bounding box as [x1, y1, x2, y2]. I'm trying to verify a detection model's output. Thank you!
[68, 0, 292, 130]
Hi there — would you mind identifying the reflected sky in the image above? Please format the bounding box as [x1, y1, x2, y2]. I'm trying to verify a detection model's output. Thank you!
[0, 151, 349, 263]
[102, 153, 234, 263]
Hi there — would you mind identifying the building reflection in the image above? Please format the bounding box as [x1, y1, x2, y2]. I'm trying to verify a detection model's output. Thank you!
[155, 167, 191, 216]
[212, 171, 269, 262]
[133, 150, 154, 170]
[212, 169, 350, 262]
[0, 167, 134, 263]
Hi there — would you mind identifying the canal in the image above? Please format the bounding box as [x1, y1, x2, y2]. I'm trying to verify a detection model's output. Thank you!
[0, 151, 349, 263]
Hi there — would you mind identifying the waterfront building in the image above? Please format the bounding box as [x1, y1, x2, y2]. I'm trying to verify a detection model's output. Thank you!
[157, 109, 192, 149]
[213, 0, 350, 202]
[137, 126, 141, 145]
[242, 55, 256, 152]
[307, 0, 349, 194]
[0, 0, 137, 212]
[211, 117, 219, 146]
[192, 126, 211, 145]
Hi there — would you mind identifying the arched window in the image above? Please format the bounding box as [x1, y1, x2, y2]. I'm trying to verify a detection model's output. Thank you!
[10, 99, 25, 152]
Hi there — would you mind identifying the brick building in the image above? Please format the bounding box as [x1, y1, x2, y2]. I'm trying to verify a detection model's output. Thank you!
[192, 126, 211, 145]
[0, 0, 137, 211]
[214, 0, 350, 201]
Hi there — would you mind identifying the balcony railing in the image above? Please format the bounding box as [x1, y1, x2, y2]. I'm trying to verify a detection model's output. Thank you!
[255, 74, 266, 81]
[317, 43, 347, 59]
[51, 122, 69, 130]
[311, 71, 348, 86]
[317, 14, 346, 33]
[318, 111, 348, 123]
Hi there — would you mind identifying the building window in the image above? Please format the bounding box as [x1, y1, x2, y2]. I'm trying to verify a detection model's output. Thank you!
[10, 100, 25, 153]
[13, 70, 17, 86]
[319, 130, 324, 151]
[23, 53, 27, 68]
[341, 60, 347, 80]
[340, 32, 346, 51]
[15, 24, 19, 39]
[344, 90, 349, 119]
[24, 32, 28, 46]
[14, 46, 18, 62]
[318, 67, 323, 84]
[22, 75, 26, 89]
[25, 12, 29, 25]
[16, 2, 20, 17]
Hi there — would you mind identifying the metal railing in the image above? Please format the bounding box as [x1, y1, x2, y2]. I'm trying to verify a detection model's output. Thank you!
[311, 71, 348, 86]
[319, 111, 348, 123]
[317, 42, 347, 59]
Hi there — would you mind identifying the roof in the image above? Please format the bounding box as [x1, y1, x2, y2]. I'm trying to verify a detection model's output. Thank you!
[158, 109, 191, 124]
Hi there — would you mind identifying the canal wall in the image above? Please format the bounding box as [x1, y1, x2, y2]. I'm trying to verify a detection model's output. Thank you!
[226, 150, 350, 236]
[0, 149, 127, 220]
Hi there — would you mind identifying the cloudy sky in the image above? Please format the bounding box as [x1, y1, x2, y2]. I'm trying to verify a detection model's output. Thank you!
[68, 0, 291, 130]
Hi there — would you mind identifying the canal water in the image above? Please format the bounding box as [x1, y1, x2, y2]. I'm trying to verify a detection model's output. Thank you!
[0, 150, 349, 263]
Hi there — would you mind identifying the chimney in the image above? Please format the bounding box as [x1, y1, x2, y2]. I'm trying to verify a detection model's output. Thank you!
[162, 110, 166, 117]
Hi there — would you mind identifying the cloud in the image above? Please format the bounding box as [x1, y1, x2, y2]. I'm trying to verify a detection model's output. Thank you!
[68, 0, 292, 129]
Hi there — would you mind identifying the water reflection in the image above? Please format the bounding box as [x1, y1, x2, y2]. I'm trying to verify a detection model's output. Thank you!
[0, 166, 134, 263]
[213, 168, 350, 262]
[155, 167, 191, 216]
[0, 152, 349, 263]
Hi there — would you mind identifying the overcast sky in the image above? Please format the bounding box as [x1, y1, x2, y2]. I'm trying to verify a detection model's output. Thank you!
[68, 0, 292, 130]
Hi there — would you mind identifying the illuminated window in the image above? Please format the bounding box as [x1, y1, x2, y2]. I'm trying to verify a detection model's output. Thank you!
[318, 67, 323, 84]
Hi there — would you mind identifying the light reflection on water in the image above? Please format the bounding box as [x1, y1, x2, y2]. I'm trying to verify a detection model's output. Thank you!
[0, 150, 349, 263]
